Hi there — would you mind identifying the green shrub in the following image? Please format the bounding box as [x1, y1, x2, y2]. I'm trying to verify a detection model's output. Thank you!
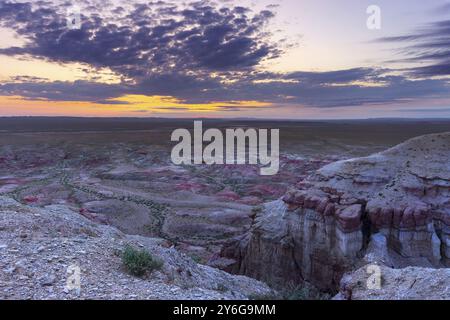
[249, 283, 331, 300]
[283, 284, 332, 300]
[189, 253, 203, 264]
[217, 283, 228, 292]
[121, 245, 163, 277]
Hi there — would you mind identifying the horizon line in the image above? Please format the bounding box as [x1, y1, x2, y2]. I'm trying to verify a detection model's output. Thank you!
[1, 116, 450, 121]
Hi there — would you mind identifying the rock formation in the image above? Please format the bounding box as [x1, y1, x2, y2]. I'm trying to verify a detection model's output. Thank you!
[0, 196, 271, 299]
[222, 133, 450, 291]
[335, 264, 450, 300]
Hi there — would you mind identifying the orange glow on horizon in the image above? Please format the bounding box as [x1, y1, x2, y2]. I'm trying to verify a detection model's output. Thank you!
[0, 95, 273, 117]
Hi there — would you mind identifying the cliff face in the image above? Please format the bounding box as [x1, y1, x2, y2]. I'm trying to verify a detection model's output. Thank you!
[222, 133, 450, 290]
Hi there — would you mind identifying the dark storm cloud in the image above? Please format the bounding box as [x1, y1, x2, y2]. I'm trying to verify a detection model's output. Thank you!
[216, 73, 450, 108]
[378, 18, 450, 77]
[0, 0, 279, 76]
[0, 69, 449, 108]
[398, 107, 450, 113]
[0, 80, 128, 101]
[0, 0, 449, 109]
[282, 68, 383, 84]
[131, 69, 450, 107]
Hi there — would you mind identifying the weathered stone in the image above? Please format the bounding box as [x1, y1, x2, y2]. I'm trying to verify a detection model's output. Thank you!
[223, 133, 450, 290]
[335, 264, 450, 300]
[336, 204, 362, 232]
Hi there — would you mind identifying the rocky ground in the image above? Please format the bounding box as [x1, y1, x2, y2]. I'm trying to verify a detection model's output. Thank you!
[0, 196, 272, 299]
[0, 122, 374, 267]
[0, 140, 334, 266]
[1, 119, 449, 300]
[335, 264, 450, 300]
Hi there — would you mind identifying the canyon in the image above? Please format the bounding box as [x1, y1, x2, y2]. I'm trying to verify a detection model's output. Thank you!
[0, 118, 449, 299]
[222, 132, 450, 295]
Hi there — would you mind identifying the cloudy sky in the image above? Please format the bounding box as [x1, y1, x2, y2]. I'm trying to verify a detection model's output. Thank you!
[0, 0, 449, 119]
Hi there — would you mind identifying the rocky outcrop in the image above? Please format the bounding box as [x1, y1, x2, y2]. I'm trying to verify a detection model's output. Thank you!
[222, 133, 450, 290]
[0, 196, 272, 299]
[335, 264, 450, 300]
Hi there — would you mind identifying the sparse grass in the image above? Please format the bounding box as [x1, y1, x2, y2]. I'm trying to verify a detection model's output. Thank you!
[78, 227, 98, 237]
[189, 253, 203, 264]
[249, 283, 331, 301]
[216, 283, 229, 292]
[251, 206, 262, 217]
[283, 285, 331, 300]
[121, 244, 163, 277]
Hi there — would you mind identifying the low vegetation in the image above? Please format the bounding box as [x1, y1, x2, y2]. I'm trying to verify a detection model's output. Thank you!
[250, 283, 332, 300]
[121, 244, 163, 277]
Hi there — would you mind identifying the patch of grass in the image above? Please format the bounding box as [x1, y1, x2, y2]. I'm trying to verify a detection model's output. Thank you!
[189, 253, 203, 264]
[249, 283, 331, 301]
[284, 285, 331, 300]
[121, 245, 163, 277]
[78, 227, 98, 238]
[216, 283, 229, 292]
[251, 206, 263, 218]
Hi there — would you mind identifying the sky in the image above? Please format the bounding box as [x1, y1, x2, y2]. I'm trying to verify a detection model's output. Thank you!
[0, 0, 449, 119]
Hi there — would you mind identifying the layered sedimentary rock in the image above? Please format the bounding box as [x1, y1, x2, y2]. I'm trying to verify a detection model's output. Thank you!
[222, 133, 450, 290]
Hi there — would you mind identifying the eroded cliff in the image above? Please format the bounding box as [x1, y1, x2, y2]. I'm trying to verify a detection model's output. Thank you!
[222, 132, 450, 291]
